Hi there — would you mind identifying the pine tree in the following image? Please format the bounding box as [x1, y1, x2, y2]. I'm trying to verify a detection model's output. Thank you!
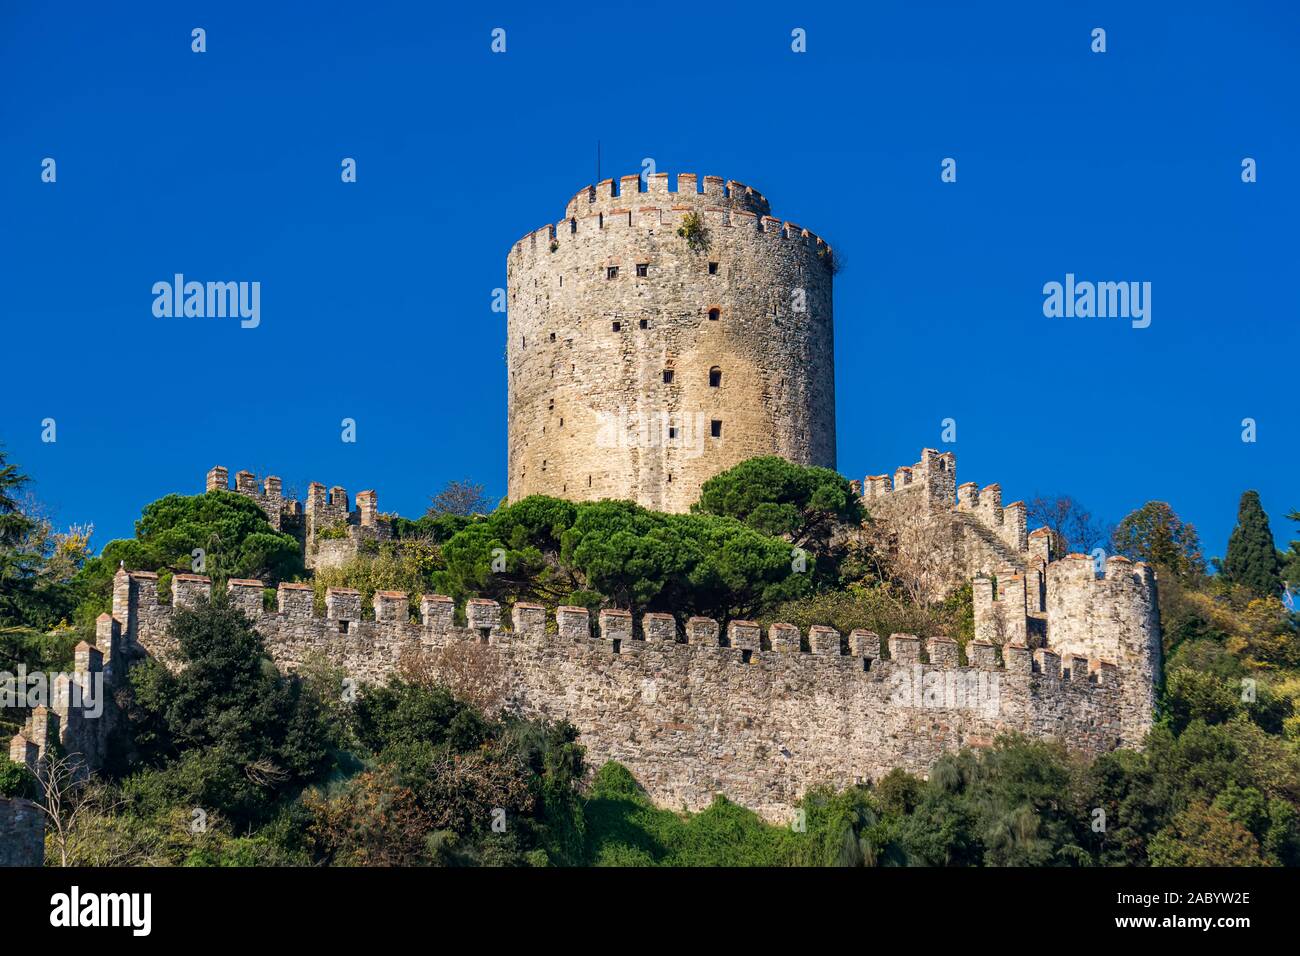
[1111, 501, 1206, 581]
[0, 445, 35, 549]
[1221, 490, 1282, 598]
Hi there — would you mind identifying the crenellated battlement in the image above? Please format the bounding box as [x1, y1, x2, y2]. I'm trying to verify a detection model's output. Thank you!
[861, 448, 956, 508]
[7, 620, 118, 777]
[205, 466, 391, 570]
[116, 569, 1121, 684]
[8, 551, 1155, 823]
[978, 552, 1160, 745]
[511, 197, 830, 266]
[206, 465, 297, 531]
[13, 445, 1157, 822]
[85, 558, 1148, 820]
[506, 172, 837, 514]
[562, 172, 771, 221]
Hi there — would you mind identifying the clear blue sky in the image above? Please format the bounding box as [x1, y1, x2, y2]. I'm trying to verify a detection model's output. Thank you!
[2, 1, 1297, 562]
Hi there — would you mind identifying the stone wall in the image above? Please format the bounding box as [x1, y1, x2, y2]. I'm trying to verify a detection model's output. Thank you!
[506, 173, 836, 513]
[0, 798, 44, 866]
[102, 564, 1153, 822]
[205, 466, 390, 569]
[1043, 554, 1162, 745]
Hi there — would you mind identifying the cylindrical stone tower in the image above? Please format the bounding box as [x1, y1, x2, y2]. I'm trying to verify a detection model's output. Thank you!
[506, 172, 835, 513]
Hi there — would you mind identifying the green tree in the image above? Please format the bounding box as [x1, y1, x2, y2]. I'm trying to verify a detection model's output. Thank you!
[439, 495, 581, 605]
[1221, 491, 1282, 598]
[0, 445, 35, 549]
[1278, 510, 1300, 594]
[1111, 501, 1206, 581]
[309, 677, 586, 866]
[76, 490, 304, 622]
[693, 456, 863, 546]
[0, 448, 90, 630]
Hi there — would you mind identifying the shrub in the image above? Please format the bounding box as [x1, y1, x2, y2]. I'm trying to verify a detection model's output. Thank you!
[676, 212, 709, 252]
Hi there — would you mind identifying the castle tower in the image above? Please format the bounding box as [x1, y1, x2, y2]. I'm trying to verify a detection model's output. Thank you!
[1044, 554, 1162, 745]
[506, 172, 836, 513]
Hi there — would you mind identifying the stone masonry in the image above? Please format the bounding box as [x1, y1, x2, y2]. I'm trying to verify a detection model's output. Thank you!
[0, 798, 44, 866]
[507, 173, 836, 513]
[0, 167, 1164, 828]
[205, 465, 391, 570]
[5, 445, 1162, 826]
[856, 448, 1054, 601]
[44, 558, 1159, 824]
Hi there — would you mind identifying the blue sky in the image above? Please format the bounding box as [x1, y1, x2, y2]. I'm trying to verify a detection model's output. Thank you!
[2, 1, 1297, 562]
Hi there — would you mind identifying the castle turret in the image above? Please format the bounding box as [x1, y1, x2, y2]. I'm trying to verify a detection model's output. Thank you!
[506, 172, 836, 512]
[1045, 554, 1161, 745]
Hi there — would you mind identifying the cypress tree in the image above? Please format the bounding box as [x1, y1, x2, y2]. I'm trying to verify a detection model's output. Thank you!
[1222, 490, 1282, 597]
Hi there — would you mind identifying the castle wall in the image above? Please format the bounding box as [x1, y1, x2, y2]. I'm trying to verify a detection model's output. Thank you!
[506, 173, 836, 513]
[114, 572, 1140, 822]
[860, 449, 1039, 598]
[205, 467, 389, 570]
[207, 466, 290, 531]
[6, 620, 117, 783]
[0, 798, 44, 866]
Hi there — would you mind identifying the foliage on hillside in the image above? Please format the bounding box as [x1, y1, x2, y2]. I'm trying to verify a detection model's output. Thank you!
[5, 445, 1300, 866]
[0, 446, 91, 632]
